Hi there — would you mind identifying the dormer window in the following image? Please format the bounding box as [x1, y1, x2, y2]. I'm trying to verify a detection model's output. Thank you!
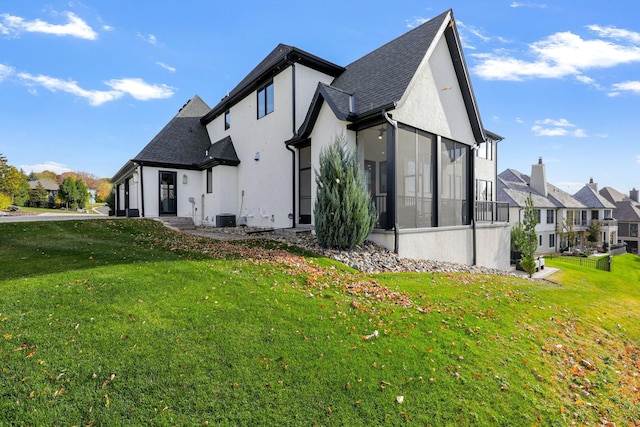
[257, 82, 274, 119]
[224, 110, 230, 130]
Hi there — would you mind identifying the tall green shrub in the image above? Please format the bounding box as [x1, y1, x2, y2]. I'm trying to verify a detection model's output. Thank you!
[314, 135, 375, 249]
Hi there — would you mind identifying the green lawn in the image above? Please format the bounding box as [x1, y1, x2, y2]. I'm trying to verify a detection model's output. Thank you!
[1, 219, 638, 425]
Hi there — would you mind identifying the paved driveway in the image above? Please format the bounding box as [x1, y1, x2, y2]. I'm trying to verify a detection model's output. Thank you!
[0, 213, 110, 223]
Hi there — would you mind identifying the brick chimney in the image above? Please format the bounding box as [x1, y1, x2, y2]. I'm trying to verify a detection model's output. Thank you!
[630, 188, 639, 203]
[586, 177, 598, 192]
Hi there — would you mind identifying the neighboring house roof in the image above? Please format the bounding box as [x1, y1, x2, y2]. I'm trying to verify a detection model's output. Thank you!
[600, 186, 640, 222]
[201, 44, 345, 125]
[28, 179, 58, 191]
[289, 9, 488, 145]
[113, 95, 220, 182]
[573, 185, 616, 210]
[498, 168, 585, 210]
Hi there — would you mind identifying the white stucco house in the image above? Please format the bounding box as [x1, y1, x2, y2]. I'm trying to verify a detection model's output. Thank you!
[498, 158, 618, 254]
[112, 9, 511, 269]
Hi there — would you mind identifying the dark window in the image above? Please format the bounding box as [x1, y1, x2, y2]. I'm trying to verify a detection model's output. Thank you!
[536, 209, 541, 224]
[224, 110, 230, 130]
[539, 234, 542, 246]
[549, 233, 555, 248]
[206, 168, 212, 194]
[298, 145, 312, 224]
[257, 82, 274, 119]
[591, 210, 599, 220]
[631, 224, 638, 237]
[547, 209, 554, 224]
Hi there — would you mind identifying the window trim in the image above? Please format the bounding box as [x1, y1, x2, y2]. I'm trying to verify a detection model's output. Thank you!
[257, 81, 274, 119]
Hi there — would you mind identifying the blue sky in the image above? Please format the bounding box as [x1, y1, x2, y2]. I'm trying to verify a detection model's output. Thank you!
[1, 1, 639, 194]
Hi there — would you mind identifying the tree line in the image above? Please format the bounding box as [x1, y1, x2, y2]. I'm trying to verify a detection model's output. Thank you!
[0, 152, 112, 211]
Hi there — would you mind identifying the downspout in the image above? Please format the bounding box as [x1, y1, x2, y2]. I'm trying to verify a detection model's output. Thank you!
[383, 109, 398, 254]
[471, 144, 477, 266]
[139, 164, 145, 217]
[285, 59, 297, 229]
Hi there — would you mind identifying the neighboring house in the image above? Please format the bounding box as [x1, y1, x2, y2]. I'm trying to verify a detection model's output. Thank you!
[112, 9, 510, 270]
[498, 158, 618, 254]
[600, 187, 640, 254]
[28, 179, 58, 200]
[573, 178, 617, 249]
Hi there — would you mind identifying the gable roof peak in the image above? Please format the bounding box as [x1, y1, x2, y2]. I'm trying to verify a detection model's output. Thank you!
[177, 95, 211, 118]
[201, 44, 344, 124]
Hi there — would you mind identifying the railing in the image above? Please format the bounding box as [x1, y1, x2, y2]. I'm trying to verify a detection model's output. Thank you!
[373, 198, 510, 228]
[545, 254, 611, 272]
[372, 195, 387, 229]
[592, 219, 618, 228]
[475, 201, 509, 223]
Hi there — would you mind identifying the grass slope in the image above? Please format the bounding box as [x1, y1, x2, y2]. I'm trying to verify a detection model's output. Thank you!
[1, 219, 638, 426]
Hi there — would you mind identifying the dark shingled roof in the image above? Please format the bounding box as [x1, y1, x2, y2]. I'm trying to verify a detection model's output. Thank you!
[288, 9, 488, 145]
[330, 10, 449, 117]
[132, 95, 212, 168]
[199, 136, 240, 168]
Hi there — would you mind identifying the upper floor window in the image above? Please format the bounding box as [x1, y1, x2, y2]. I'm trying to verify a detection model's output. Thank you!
[604, 209, 612, 219]
[547, 209, 554, 224]
[224, 110, 230, 130]
[476, 179, 493, 201]
[206, 168, 212, 194]
[257, 82, 274, 119]
[536, 209, 541, 224]
[476, 139, 493, 160]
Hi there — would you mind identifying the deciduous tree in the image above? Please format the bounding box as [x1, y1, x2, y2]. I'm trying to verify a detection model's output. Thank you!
[516, 193, 538, 278]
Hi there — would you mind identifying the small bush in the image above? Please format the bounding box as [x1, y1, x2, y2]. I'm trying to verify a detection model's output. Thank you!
[0, 193, 11, 210]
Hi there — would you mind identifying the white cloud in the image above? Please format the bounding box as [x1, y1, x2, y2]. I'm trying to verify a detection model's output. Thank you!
[18, 73, 122, 105]
[0, 63, 14, 81]
[510, 2, 547, 8]
[17, 73, 174, 105]
[20, 161, 71, 175]
[472, 26, 640, 81]
[0, 11, 97, 40]
[156, 62, 176, 72]
[137, 32, 158, 46]
[536, 118, 575, 127]
[611, 80, 640, 94]
[531, 118, 587, 137]
[105, 78, 174, 101]
[588, 25, 640, 44]
[636, 155, 640, 164]
[406, 17, 430, 29]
